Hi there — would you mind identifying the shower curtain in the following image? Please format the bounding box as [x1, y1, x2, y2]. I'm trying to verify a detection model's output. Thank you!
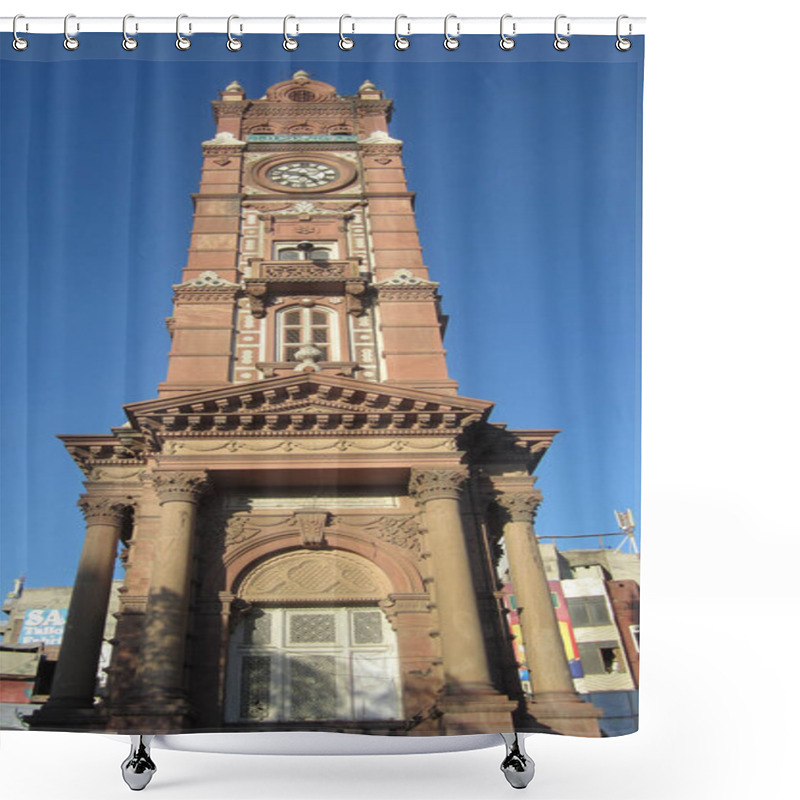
[0, 30, 643, 739]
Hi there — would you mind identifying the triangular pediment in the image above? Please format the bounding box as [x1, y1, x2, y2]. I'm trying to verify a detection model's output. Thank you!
[124, 374, 493, 440]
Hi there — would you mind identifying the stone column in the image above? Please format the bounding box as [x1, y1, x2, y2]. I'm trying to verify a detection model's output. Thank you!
[46, 496, 128, 710]
[409, 468, 494, 694]
[134, 471, 209, 713]
[497, 491, 602, 736]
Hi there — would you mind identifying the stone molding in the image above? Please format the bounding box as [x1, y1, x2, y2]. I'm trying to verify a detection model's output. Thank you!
[173, 271, 241, 304]
[152, 471, 210, 504]
[408, 468, 469, 504]
[495, 491, 543, 524]
[78, 495, 130, 525]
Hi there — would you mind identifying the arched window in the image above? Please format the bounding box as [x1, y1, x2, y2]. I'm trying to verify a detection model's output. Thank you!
[277, 306, 338, 363]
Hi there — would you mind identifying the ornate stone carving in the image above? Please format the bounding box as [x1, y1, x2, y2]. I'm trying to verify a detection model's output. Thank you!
[293, 344, 323, 372]
[239, 550, 389, 602]
[173, 271, 241, 304]
[408, 468, 469, 504]
[176, 270, 239, 289]
[366, 516, 424, 554]
[224, 516, 264, 547]
[202, 131, 245, 146]
[375, 270, 439, 303]
[495, 491, 543, 524]
[78, 495, 130, 525]
[152, 471, 210, 504]
[295, 510, 329, 548]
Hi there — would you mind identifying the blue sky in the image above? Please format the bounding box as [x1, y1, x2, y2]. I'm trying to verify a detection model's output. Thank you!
[0, 34, 643, 592]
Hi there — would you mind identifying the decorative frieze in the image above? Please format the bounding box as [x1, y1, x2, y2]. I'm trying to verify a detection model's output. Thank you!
[152, 471, 210, 504]
[408, 468, 470, 504]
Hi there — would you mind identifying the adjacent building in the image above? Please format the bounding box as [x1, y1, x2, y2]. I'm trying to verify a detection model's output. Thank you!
[1, 579, 121, 729]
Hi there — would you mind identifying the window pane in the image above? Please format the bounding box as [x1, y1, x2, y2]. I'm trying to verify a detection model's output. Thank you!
[290, 613, 336, 644]
[284, 310, 301, 325]
[240, 656, 272, 720]
[243, 610, 272, 645]
[289, 655, 337, 720]
[284, 328, 301, 344]
[311, 311, 327, 326]
[310, 249, 330, 262]
[284, 346, 301, 362]
[352, 611, 383, 645]
[278, 249, 300, 261]
[311, 328, 328, 344]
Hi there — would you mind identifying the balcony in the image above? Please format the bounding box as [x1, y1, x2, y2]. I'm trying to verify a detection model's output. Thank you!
[243, 258, 368, 317]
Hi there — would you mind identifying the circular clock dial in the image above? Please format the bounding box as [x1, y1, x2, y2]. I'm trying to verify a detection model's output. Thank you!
[267, 161, 339, 189]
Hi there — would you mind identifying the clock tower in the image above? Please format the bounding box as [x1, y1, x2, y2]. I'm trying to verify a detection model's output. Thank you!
[30, 72, 601, 737]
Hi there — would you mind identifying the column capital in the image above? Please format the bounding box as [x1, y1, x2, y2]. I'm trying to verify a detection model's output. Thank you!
[495, 491, 543, 524]
[77, 495, 129, 525]
[408, 467, 469, 504]
[152, 471, 210, 504]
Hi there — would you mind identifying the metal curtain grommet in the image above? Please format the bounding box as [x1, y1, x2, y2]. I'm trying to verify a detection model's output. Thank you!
[122, 14, 138, 50]
[339, 15, 354, 50]
[443, 14, 460, 51]
[176, 14, 191, 50]
[394, 15, 410, 50]
[63, 13, 79, 51]
[12, 14, 29, 51]
[283, 15, 298, 51]
[553, 14, 570, 51]
[227, 15, 242, 51]
[616, 14, 632, 51]
[499, 14, 515, 50]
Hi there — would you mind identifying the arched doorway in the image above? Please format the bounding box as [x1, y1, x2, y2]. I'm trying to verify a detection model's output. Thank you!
[225, 550, 402, 724]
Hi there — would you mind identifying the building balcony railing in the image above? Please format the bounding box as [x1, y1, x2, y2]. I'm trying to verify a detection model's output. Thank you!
[248, 258, 363, 283]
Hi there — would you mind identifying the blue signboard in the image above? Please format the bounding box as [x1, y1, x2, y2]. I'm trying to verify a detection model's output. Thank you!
[19, 609, 68, 645]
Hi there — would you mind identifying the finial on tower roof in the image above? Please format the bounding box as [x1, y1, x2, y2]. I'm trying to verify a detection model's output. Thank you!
[292, 70, 311, 83]
[225, 80, 243, 92]
[359, 79, 377, 91]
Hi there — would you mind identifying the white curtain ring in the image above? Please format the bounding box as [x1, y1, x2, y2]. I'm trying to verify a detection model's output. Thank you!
[12, 14, 29, 51]
[499, 14, 516, 51]
[553, 14, 570, 51]
[443, 14, 460, 51]
[394, 15, 410, 50]
[122, 14, 138, 51]
[176, 14, 191, 51]
[339, 15, 354, 50]
[616, 15, 632, 51]
[227, 15, 242, 51]
[63, 13, 79, 51]
[283, 15, 299, 51]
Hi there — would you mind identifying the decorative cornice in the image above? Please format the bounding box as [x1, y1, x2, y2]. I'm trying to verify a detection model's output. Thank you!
[495, 491, 543, 524]
[375, 269, 439, 302]
[60, 433, 147, 477]
[152, 471, 210, 504]
[173, 271, 241, 303]
[126, 376, 489, 440]
[408, 467, 470, 504]
[78, 495, 130, 526]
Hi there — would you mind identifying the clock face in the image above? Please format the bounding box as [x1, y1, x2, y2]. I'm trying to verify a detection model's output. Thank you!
[267, 161, 339, 189]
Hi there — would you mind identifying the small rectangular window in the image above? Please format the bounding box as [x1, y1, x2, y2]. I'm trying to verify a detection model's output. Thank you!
[566, 596, 611, 627]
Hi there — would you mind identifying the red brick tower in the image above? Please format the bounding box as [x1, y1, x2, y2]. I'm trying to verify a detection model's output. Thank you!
[30, 73, 601, 737]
